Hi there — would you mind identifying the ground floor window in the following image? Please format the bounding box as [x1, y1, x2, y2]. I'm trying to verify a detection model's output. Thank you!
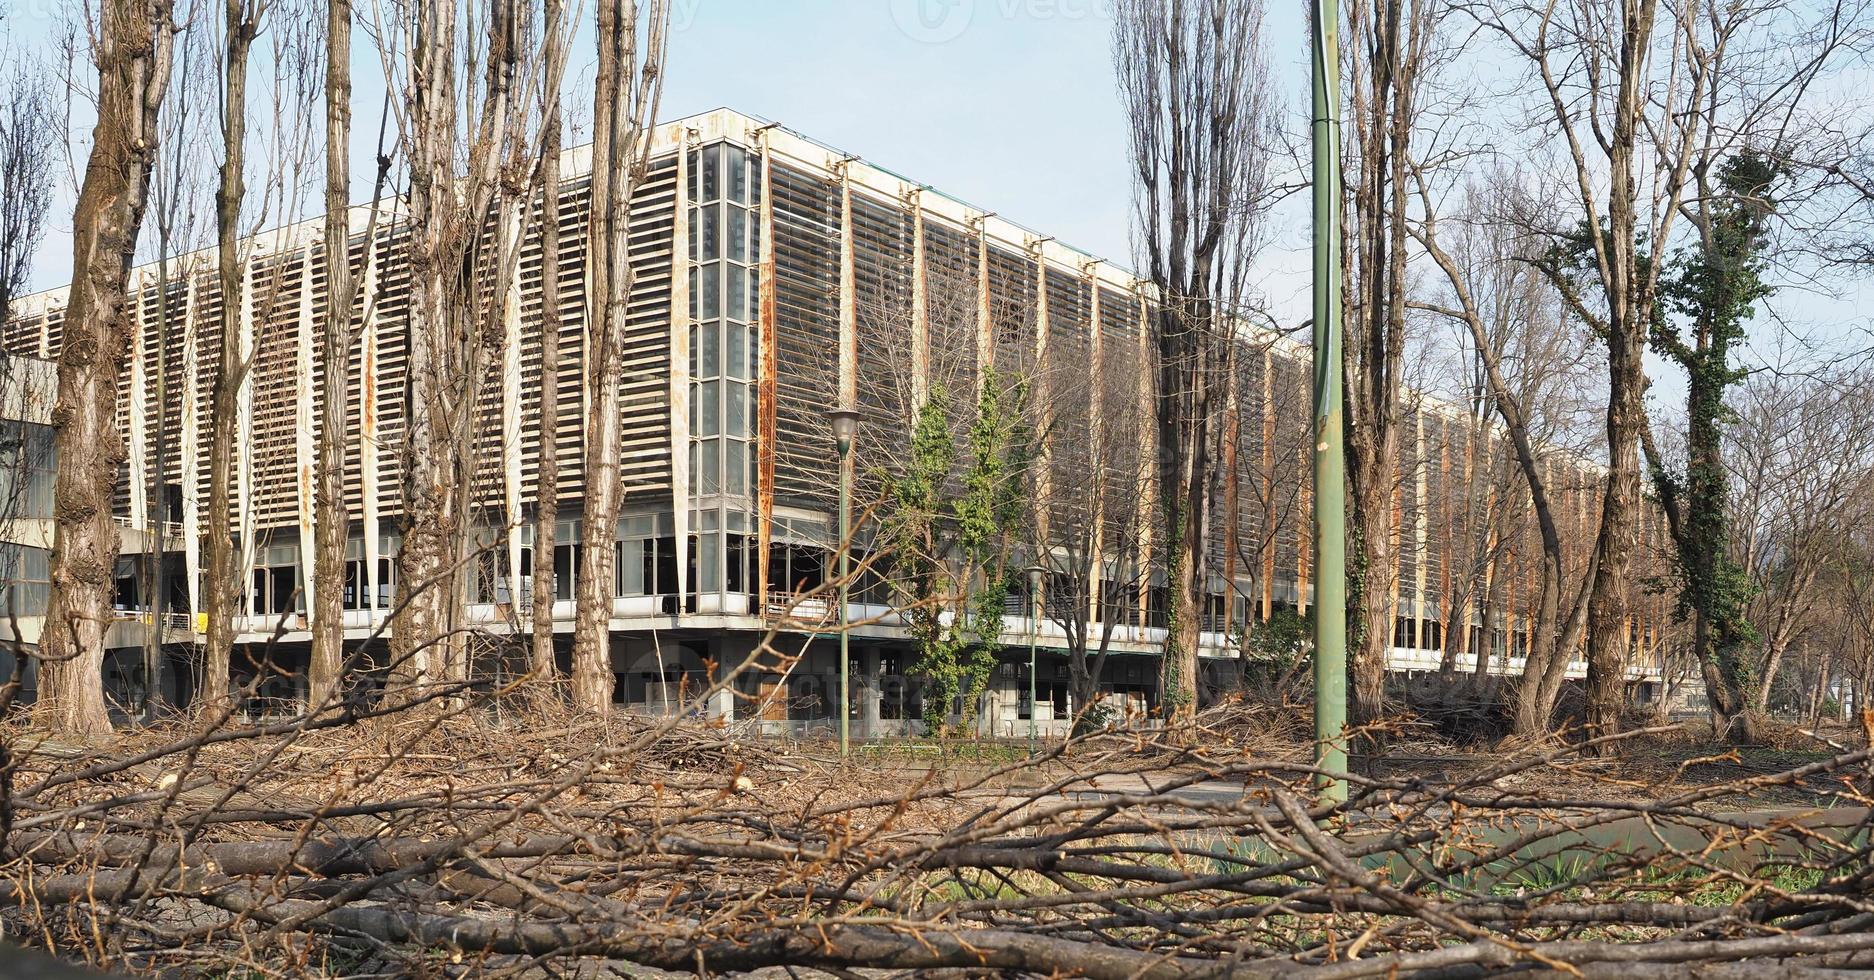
[768, 543, 825, 595]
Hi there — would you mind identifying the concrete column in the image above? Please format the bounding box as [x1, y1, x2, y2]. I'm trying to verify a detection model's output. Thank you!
[1388, 478, 1403, 654]
[837, 159, 857, 411]
[670, 130, 693, 607]
[1413, 410, 1427, 650]
[909, 190, 930, 414]
[975, 214, 994, 391]
[1459, 419, 1478, 661]
[1084, 265, 1103, 627]
[235, 252, 257, 616]
[1483, 444, 1500, 661]
[360, 226, 383, 616]
[1298, 433, 1311, 616]
[1133, 282, 1153, 628]
[708, 638, 736, 723]
[181, 275, 202, 623]
[1261, 347, 1275, 618]
[756, 128, 777, 604]
[1506, 547, 1521, 669]
[1438, 416, 1452, 649]
[295, 242, 320, 620]
[499, 201, 526, 608]
[1221, 362, 1240, 631]
[128, 270, 149, 533]
[1030, 239, 1052, 553]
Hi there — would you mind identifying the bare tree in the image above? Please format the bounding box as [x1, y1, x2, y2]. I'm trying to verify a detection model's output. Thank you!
[0, 58, 55, 326]
[1478, 0, 1726, 746]
[1414, 168, 1602, 736]
[1726, 363, 1874, 720]
[1031, 296, 1152, 733]
[1113, 0, 1273, 734]
[312, 0, 395, 708]
[844, 247, 1038, 735]
[38, 0, 178, 737]
[1638, 0, 1869, 742]
[572, 0, 669, 713]
[1216, 343, 1311, 689]
[199, 0, 267, 709]
[387, 0, 522, 688]
[529, 0, 570, 691]
[310, 0, 354, 709]
[1341, 0, 1440, 726]
[138, 7, 216, 722]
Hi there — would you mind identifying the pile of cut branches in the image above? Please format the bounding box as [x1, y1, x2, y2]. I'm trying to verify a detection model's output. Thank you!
[6, 693, 1874, 978]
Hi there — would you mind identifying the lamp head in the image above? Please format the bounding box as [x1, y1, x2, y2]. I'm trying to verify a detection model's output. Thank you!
[828, 408, 861, 455]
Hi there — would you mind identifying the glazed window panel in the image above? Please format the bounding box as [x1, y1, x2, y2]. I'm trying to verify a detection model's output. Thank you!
[727, 206, 748, 263]
[726, 381, 748, 438]
[697, 264, 720, 319]
[697, 321, 721, 379]
[725, 440, 747, 495]
[697, 440, 721, 494]
[0, 421, 56, 521]
[618, 539, 645, 595]
[700, 206, 721, 261]
[726, 145, 748, 204]
[697, 380, 721, 436]
[700, 144, 720, 202]
[726, 264, 748, 321]
[727, 322, 748, 379]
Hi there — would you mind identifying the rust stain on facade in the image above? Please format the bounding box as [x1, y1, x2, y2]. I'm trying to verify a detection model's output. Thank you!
[756, 130, 778, 606]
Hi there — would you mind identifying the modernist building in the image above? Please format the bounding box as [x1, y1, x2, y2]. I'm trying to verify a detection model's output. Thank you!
[2, 108, 1679, 731]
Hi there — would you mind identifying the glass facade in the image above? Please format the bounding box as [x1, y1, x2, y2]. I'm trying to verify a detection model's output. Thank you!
[687, 141, 761, 603]
[0, 542, 49, 620]
[0, 420, 56, 522]
[338, 533, 399, 612]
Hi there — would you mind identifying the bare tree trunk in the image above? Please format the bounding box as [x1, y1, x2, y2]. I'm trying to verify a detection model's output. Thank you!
[1157, 370, 1210, 732]
[201, 0, 257, 709]
[1414, 215, 1598, 738]
[1753, 566, 1819, 719]
[396, 0, 523, 689]
[1586, 330, 1645, 744]
[1500, 0, 1690, 752]
[1344, 0, 1432, 727]
[573, 0, 667, 713]
[310, 0, 354, 710]
[392, 0, 459, 688]
[1113, 0, 1272, 739]
[39, 0, 177, 738]
[1573, 0, 1687, 752]
[1808, 648, 1834, 728]
[530, 0, 567, 690]
[570, 0, 631, 714]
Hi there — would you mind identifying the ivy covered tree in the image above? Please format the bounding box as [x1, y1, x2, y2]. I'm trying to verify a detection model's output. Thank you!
[1644, 151, 1781, 744]
[882, 370, 1032, 736]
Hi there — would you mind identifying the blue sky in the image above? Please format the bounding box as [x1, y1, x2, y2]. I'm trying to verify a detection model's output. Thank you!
[6, 0, 1320, 307]
[656, 0, 1147, 264]
[5, 0, 1864, 397]
[4, 1, 1169, 291]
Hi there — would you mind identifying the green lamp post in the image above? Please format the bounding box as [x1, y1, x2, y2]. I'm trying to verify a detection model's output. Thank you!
[828, 407, 861, 757]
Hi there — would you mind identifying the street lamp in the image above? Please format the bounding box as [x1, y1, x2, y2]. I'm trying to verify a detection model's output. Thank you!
[1025, 564, 1047, 754]
[828, 407, 861, 757]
